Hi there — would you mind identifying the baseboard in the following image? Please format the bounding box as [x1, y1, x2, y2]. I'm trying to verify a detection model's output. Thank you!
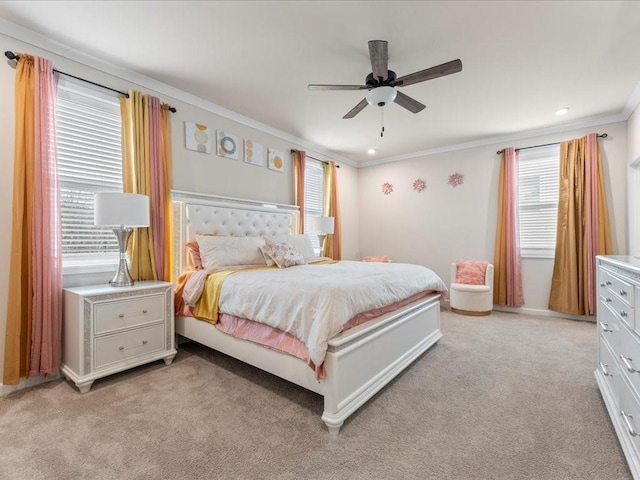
[442, 299, 595, 322]
[0, 373, 61, 397]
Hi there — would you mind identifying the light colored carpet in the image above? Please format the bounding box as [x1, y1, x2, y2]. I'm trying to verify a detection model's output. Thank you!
[0, 309, 632, 480]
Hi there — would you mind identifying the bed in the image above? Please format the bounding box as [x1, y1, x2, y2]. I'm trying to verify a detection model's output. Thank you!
[172, 191, 445, 435]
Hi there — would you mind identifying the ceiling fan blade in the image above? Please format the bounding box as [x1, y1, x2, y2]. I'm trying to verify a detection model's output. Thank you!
[368, 40, 389, 81]
[343, 98, 369, 119]
[392, 59, 462, 88]
[394, 91, 426, 114]
[308, 84, 368, 91]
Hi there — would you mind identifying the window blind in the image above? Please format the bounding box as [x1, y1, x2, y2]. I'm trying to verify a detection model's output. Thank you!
[56, 80, 123, 261]
[518, 144, 560, 257]
[304, 159, 324, 250]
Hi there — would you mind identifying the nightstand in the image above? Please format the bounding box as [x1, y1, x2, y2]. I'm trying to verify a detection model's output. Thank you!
[62, 281, 177, 393]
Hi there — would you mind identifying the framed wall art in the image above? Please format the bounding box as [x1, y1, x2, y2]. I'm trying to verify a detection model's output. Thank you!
[217, 130, 239, 160]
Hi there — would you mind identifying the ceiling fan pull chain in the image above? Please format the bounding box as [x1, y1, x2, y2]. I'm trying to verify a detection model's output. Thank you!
[381, 108, 384, 137]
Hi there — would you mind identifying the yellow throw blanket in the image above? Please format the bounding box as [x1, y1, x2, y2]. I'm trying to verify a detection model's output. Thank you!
[193, 260, 337, 324]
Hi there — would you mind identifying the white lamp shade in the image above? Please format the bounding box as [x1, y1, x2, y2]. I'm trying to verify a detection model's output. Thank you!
[311, 216, 334, 235]
[94, 192, 150, 227]
[365, 86, 397, 107]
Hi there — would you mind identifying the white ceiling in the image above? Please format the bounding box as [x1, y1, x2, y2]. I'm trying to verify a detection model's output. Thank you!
[1, 1, 640, 164]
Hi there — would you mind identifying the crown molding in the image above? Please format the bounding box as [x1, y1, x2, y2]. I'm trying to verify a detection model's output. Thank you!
[360, 112, 628, 168]
[0, 18, 359, 168]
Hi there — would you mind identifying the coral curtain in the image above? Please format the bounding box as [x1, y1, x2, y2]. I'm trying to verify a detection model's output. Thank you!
[548, 134, 612, 315]
[120, 90, 173, 281]
[322, 161, 342, 260]
[493, 147, 524, 307]
[3, 54, 62, 384]
[292, 149, 306, 233]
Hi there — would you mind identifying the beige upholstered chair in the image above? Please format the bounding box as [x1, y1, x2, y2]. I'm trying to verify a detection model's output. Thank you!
[450, 263, 494, 316]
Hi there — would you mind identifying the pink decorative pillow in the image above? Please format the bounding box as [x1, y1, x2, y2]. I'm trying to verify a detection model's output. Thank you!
[186, 241, 204, 270]
[260, 243, 306, 269]
[363, 256, 391, 263]
[455, 261, 488, 285]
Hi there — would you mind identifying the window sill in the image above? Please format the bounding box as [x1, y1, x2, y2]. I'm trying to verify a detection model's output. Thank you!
[63, 260, 118, 276]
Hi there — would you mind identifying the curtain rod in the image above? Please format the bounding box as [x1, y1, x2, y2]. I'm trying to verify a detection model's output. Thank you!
[290, 149, 340, 168]
[4, 50, 177, 113]
[496, 133, 607, 155]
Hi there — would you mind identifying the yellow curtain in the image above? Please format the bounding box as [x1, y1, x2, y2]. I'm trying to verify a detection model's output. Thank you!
[160, 104, 174, 281]
[322, 161, 342, 260]
[548, 135, 612, 315]
[120, 91, 156, 281]
[3, 55, 35, 384]
[292, 149, 306, 233]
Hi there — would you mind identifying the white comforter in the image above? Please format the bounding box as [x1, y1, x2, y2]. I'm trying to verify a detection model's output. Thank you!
[187, 260, 447, 366]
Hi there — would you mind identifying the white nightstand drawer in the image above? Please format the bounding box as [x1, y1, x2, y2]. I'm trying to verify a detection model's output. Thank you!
[94, 323, 165, 370]
[94, 295, 165, 335]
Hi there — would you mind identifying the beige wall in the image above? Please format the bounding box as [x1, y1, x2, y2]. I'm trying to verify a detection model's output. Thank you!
[358, 122, 628, 313]
[0, 33, 359, 387]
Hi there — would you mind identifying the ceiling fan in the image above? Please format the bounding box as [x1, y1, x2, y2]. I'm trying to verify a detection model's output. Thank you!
[308, 40, 462, 121]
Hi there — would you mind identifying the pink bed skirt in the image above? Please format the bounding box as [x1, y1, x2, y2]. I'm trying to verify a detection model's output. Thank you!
[179, 290, 436, 380]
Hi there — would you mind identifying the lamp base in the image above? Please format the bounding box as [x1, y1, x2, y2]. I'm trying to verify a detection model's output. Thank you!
[110, 227, 135, 287]
[317, 234, 326, 255]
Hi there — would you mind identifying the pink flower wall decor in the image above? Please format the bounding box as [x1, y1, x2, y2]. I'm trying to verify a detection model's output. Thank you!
[448, 172, 464, 187]
[413, 178, 426, 193]
[382, 182, 393, 195]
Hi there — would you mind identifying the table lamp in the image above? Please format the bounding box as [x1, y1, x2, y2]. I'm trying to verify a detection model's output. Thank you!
[94, 192, 150, 287]
[311, 216, 334, 253]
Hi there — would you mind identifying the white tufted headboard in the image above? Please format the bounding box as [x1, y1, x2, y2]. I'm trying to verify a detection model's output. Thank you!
[172, 190, 300, 277]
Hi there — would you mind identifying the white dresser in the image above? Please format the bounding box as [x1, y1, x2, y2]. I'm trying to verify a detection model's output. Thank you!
[62, 281, 177, 393]
[596, 256, 640, 479]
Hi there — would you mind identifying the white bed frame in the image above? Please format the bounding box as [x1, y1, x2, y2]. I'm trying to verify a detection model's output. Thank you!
[172, 191, 442, 435]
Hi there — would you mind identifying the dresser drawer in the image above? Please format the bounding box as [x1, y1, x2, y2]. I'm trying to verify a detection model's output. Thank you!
[94, 295, 165, 335]
[602, 291, 634, 330]
[618, 323, 640, 400]
[602, 269, 635, 308]
[619, 375, 640, 458]
[598, 301, 622, 354]
[94, 323, 165, 370]
[599, 333, 621, 408]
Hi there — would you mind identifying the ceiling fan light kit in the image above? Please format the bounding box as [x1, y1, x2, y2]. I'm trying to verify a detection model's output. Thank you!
[308, 40, 462, 134]
[365, 86, 397, 107]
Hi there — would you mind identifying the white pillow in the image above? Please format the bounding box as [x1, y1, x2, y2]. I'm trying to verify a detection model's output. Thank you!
[263, 234, 316, 264]
[286, 235, 316, 262]
[196, 235, 266, 268]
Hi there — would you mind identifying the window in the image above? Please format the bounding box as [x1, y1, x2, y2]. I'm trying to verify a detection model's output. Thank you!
[303, 159, 325, 251]
[56, 78, 123, 270]
[518, 144, 560, 258]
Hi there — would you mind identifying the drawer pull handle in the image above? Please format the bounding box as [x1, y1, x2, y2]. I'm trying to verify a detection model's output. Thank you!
[622, 411, 640, 437]
[606, 297, 612, 303]
[600, 282, 606, 287]
[600, 322, 612, 333]
[620, 355, 639, 374]
[600, 362, 612, 377]
[606, 281, 612, 286]
[118, 314, 125, 318]
[142, 309, 148, 314]
[620, 290, 628, 296]
[142, 340, 148, 345]
[621, 311, 628, 318]
[118, 346, 125, 351]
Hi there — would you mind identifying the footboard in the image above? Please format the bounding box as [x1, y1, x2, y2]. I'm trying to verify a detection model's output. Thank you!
[321, 294, 442, 435]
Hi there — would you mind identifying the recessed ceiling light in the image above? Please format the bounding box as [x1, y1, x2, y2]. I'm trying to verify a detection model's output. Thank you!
[555, 107, 570, 116]
[368, 148, 376, 155]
